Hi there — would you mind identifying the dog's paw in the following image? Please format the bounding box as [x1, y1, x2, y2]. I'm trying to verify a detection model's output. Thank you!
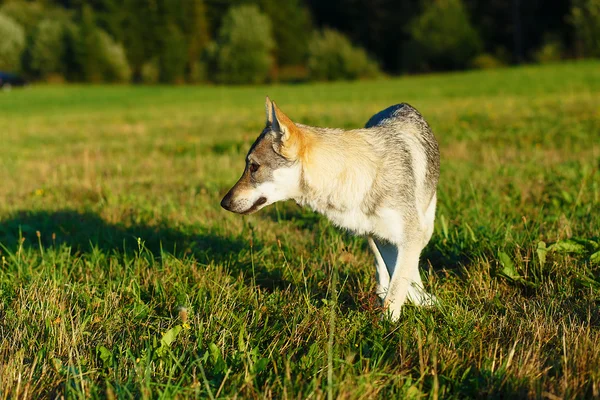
[381, 298, 403, 322]
[408, 289, 438, 307]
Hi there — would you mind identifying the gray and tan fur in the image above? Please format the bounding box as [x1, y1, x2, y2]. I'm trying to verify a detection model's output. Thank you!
[221, 98, 440, 320]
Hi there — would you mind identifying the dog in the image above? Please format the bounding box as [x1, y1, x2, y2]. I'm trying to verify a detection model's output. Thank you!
[221, 98, 440, 320]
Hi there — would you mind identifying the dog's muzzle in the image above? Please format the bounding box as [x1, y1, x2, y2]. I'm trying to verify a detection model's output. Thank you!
[221, 192, 267, 215]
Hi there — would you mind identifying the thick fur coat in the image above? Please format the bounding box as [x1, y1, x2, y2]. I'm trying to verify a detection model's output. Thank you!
[221, 98, 440, 320]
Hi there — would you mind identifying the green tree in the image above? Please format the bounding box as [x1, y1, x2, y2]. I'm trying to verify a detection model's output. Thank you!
[93, 0, 126, 41]
[171, 0, 210, 82]
[0, 1, 49, 32]
[0, 12, 25, 72]
[63, 5, 130, 83]
[157, 23, 187, 83]
[29, 19, 67, 78]
[260, 0, 312, 66]
[209, 5, 274, 84]
[121, 0, 160, 82]
[74, 5, 104, 81]
[98, 30, 131, 82]
[407, 0, 482, 71]
[570, 0, 600, 57]
[307, 29, 380, 81]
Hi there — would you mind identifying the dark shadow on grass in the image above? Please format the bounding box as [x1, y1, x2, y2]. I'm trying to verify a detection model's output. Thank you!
[433, 366, 534, 399]
[421, 238, 473, 272]
[0, 209, 304, 296]
[0, 209, 247, 265]
[259, 201, 322, 230]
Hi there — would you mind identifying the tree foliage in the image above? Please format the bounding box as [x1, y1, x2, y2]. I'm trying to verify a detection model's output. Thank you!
[98, 30, 131, 82]
[0, 0, 592, 82]
[308, 29, 380, 81]
[209, 5, 274, 84]
[0, 12, 25, 72]
[29, 19, 67, 78]
[407, 0, 482, 71]
[1, 1, 51, 32]
[157, 23, 187, 83]
[570, 0, 600, 57]
[260, 0, 313, 66]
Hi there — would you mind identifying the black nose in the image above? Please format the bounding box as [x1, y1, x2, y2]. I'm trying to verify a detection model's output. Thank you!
[221, 192, 233, 211]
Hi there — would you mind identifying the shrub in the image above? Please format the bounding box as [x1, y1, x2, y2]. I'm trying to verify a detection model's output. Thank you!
[141, 59, 159, 84]
[98, 31, 131, 83]
[407, 0, 482, 71]
[0, 13, 25, 72]
[307, 29, 380, 81]
[208, 5, 274, 84]
[188, 61, 207, 84]
[533, 36, 564, 63]
[273, 65, 309, 83]
[570, 0, 600, 57]
[471, 54, 505, 70]
[29, 19, 67, 78]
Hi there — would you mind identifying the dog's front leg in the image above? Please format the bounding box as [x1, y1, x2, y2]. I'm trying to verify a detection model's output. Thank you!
[367, 237, 392, 301]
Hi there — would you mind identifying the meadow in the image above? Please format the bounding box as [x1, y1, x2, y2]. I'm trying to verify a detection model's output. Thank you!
[0, 61, 599, 399]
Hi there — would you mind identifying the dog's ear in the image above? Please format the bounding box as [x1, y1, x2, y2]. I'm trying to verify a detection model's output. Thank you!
[265, 96, 273, 126]
[269, 101, 304, 160]
[271, 101, 299, 143]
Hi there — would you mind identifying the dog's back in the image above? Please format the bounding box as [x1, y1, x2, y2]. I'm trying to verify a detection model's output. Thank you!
[363, 103, 440, 218]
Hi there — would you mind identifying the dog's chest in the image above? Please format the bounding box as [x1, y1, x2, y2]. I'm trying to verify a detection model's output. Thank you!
[298, 197, 373, 235]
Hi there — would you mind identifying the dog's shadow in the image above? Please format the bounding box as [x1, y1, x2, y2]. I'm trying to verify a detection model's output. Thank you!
[0, 208, 467, 312]
[0, 209, 247, 266]
[0, 209, 302, 295]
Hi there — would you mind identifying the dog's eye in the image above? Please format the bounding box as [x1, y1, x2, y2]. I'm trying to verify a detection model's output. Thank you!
[249, 163, 260, 173]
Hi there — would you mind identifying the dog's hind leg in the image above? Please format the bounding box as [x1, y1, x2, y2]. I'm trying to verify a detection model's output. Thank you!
[406, 267, 437, 307]
[383, 239, 422, 321]
[367, 237, 393, 301]
[407, 192, 438, 307]
[422, 192, 437, 247]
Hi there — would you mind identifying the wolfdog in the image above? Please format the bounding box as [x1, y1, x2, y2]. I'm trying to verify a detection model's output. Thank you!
[221, 98, 440, 320]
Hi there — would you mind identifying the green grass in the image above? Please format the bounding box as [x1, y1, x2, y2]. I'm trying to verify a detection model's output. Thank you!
[0, 60, 599, 399]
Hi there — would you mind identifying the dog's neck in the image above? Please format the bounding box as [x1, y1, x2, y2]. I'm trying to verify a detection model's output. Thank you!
[290, 125, 379, 214]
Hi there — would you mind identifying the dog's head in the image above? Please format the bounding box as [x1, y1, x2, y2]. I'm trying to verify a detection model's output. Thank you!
[221, 97, 305, 214]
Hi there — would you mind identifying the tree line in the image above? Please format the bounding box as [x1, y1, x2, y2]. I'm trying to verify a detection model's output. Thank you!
[0, 0, 598, 84]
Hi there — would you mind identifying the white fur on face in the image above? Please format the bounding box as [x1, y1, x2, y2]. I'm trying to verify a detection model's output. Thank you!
[236, 163, 303, 214]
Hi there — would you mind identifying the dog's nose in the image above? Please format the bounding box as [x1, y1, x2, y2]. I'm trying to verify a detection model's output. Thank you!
[221, 192, 233, 211]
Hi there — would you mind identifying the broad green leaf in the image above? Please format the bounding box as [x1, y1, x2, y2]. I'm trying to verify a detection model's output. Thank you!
[498, 251, 519, 279]
[156, 325, 183, 357]
[161, 325, 183, 347]
[252, 358, 269, 374]
[590, 251, 600, 265]
[548, 239, 587, 254]
[209, 342, 221, 364]
[97, 345, 113, 367]
[238, 325, 246, 353]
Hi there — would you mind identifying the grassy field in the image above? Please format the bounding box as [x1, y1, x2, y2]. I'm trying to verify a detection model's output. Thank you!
[0, 61, 599, 399]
